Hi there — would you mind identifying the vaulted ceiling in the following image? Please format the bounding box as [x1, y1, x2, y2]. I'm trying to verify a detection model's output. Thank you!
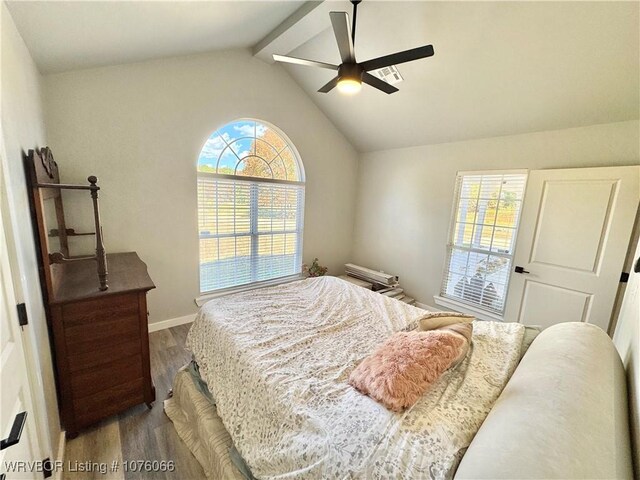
[280, 1, 640, 151]
[6, 0, 305, 73]
[7, 1, 639, 152]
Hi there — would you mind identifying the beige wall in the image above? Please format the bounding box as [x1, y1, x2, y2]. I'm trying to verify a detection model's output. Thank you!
[0, 2, 60, 460]
[352, 120, 640, 307]
[614, 237, 640, 472]
[43, 49, 359, 324]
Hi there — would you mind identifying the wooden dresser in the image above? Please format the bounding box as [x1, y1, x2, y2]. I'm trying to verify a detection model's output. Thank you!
[25, 147, 156, 438]
[49, 253, 155, 437]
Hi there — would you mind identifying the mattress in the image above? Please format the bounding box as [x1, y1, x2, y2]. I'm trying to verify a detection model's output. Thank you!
[176, 276, 527, 479]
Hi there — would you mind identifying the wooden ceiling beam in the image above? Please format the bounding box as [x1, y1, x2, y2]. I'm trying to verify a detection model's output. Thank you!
[253, 1, 351, 63]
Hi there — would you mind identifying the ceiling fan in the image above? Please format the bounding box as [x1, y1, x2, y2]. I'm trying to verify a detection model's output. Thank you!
[273, 0, 434, 95]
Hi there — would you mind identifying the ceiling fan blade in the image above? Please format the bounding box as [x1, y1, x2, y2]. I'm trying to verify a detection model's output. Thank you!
[329, 11, 355, 63]
[273, 54, 338, 71]
[318, 76, 340, 93]
[362, 72, 399, 94]
[360, 45, 434, 72]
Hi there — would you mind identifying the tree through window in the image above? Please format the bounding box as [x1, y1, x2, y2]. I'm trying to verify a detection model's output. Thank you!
[440, 172, 527, 314]
[197, 119, 305, 293]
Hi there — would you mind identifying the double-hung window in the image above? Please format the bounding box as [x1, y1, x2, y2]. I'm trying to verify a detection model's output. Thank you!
[197, 119, 305, 294]
[440, 171, 527, 315]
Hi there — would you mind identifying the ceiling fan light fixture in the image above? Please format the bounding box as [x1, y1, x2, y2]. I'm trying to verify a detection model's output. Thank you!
[337, 77, 362, 95]
[336, 63, 363, 95]
[272, 0, 434, 95]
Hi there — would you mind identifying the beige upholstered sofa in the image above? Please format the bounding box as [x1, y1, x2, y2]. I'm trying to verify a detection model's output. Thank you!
[456, 322, 633, 479]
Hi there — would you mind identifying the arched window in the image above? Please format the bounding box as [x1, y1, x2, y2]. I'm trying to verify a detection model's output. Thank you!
[197, 119, 305, 293]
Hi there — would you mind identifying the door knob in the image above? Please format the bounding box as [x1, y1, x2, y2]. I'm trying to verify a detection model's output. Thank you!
[0, 412, 27, 450]
[514, 266, 530, 274]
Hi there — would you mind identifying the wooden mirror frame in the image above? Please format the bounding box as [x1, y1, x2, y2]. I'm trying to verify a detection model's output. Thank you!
[25, 147, 108, 295]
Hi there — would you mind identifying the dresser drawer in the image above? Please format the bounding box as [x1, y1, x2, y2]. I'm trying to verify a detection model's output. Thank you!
[64, 317, 140, 346]
[62, 293, 139, 326]
[67, 338, 142, 373]
[62, 293, 141, 346]
[74, 378, 145, 428]
[65, 329, 141, 356]
[71, 354, 143, 398]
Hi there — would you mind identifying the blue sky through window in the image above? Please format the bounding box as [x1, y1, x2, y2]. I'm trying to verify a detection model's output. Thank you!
[197, 119, 301, 182]
[198, 120, 269, 169]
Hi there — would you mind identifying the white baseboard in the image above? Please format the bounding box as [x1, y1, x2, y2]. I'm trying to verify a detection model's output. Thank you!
[415, 302, 440, 311]
[54, 431, 65, 480]
[148, 313, 196, 333]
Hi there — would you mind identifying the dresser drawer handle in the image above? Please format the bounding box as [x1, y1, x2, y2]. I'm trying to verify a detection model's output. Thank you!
[0, 411, 27, 450]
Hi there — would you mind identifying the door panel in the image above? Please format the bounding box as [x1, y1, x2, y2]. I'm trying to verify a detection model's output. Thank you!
[505, 166, 639, 331]
[517, 281, 592, 328]
[0, 195, 42, 478]
[530, 180, 617, 272]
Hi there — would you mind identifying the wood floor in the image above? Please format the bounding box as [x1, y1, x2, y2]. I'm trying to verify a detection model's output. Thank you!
[63, 323, 206, 480]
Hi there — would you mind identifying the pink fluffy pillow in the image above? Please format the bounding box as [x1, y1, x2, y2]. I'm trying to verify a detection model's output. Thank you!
[349, 330, 467, 412]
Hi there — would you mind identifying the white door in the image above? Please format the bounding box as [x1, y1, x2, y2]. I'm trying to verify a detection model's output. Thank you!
[0, 197, 42, 478]
[504, 166, 639, 331]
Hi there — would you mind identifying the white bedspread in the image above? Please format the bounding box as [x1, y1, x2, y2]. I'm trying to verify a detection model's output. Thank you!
[187, 277, 525, 480]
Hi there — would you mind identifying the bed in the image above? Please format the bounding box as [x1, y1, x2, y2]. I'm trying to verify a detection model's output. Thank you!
[165, 276, 634, 479]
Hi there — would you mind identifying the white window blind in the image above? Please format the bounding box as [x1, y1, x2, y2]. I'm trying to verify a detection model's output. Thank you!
[197, 119, 305, 294]
[198, 176, 304, 292]
[441, 172, 527, 314]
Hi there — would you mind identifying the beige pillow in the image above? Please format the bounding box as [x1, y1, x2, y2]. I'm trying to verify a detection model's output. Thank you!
[438, 322, 474, 367]
[418, 311, 474, 331]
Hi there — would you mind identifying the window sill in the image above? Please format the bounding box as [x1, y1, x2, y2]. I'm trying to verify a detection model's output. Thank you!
[433, 295, 504, 322]
[195, 274, 304, 307]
